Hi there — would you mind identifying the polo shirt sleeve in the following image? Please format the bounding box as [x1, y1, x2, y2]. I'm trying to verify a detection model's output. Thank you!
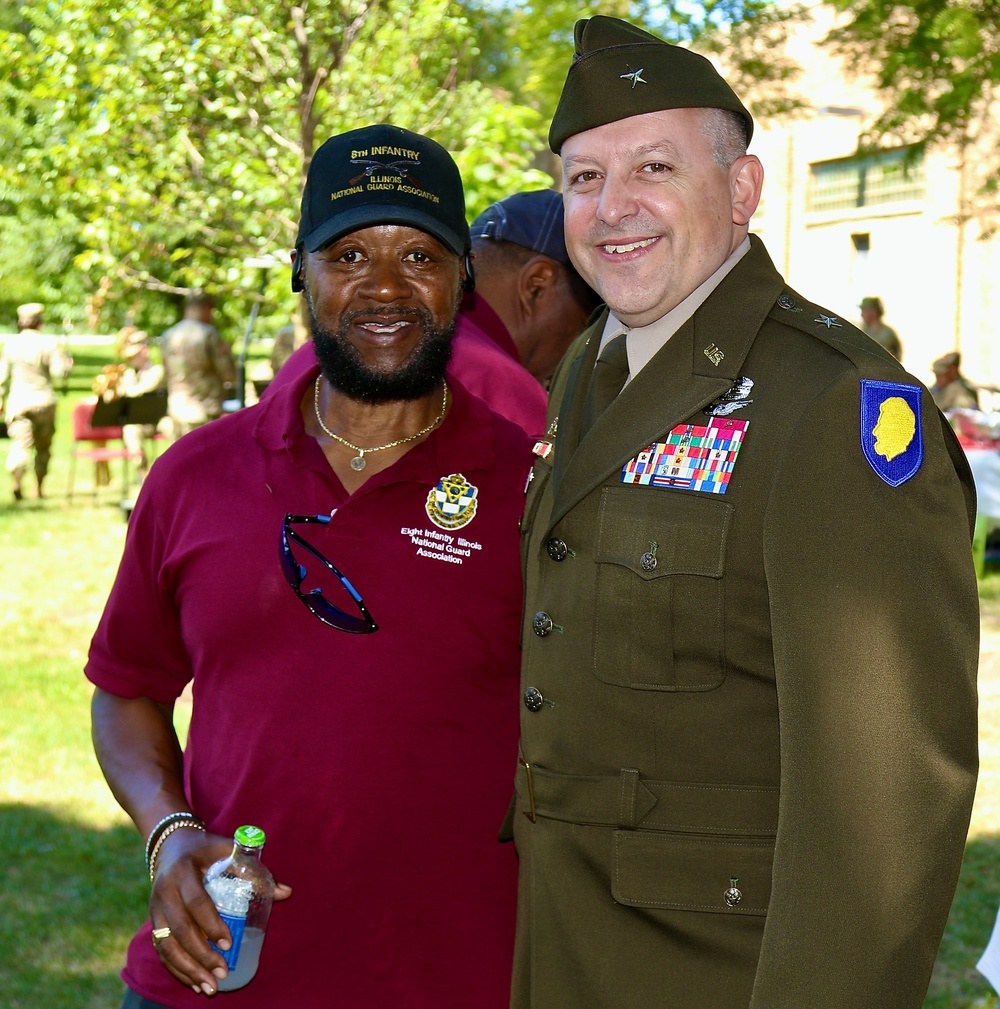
[85, 468, 194, 704]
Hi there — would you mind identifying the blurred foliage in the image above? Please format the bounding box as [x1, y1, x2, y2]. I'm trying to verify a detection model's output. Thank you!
[823, 0, 1000, 234]
[0, 0, 797, 338]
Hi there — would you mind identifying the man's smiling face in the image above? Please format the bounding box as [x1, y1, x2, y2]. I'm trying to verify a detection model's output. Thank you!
[561, 107, 759, 328]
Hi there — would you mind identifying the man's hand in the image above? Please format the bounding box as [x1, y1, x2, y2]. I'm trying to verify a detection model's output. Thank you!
[149, 827, 292, 996]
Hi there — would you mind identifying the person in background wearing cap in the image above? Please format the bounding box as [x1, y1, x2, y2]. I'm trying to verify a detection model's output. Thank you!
[0, 302, 71, 501]
[465, 189, 601, 387]
[860, 295, 903, 360]
[930, 350, 979, 412]
[157, 291, 236, 440]
[116, 328, 167, 485]
[512, 16, 978, 1009]
[86, 124, 531, 1009]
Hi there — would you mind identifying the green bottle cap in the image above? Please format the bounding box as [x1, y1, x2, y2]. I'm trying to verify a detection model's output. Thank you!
[234, 824, 266, 847]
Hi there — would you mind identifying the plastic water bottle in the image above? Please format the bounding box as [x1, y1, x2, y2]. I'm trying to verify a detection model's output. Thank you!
[203, 825, 275, 991]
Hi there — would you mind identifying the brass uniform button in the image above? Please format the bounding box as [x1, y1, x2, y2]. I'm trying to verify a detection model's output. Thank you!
[547, 538, 569, 562]
[640, 551, 658, 572]
[523, 687, 545, 712]
[532, 612, 554, 637]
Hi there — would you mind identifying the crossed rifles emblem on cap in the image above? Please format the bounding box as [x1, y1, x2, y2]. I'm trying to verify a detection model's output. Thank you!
[349, 156, 423, 187]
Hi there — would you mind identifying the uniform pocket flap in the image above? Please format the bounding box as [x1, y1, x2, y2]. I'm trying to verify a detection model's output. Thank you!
[596, 486, 732, 578]
[612, 830, 773, 915]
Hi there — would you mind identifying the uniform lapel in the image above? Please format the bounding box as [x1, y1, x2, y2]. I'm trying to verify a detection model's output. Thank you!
[548, 237, 785, 531]
[550, 312, 606, 496]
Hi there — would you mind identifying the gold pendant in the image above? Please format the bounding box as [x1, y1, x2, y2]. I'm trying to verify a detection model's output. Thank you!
[350, 455, 366, 471]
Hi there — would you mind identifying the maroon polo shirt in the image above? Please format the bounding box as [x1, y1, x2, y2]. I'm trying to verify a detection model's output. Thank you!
[86, 365, 532, 1008]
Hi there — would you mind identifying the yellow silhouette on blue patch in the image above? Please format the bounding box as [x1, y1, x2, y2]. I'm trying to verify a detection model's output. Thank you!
[860, 379, 923, 486]
[872, 396, 916, 462]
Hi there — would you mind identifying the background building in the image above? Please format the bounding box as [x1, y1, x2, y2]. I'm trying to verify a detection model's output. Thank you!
[745, 11, 1000, 399]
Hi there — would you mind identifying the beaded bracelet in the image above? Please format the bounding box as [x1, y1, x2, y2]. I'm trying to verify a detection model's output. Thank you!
[143, 811, 205, 874]
[148, 819, 206, 883]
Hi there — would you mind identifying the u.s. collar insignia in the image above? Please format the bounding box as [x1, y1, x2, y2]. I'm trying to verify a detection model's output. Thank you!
[620, 65, 647, 88]
[860, 380, 923, 486]
[705, 377, 754, 417]
[704, 343, 725, 366]
[426, 473, 479, 529]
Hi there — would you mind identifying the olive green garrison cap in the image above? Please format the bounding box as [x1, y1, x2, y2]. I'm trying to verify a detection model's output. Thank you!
[548, 16, 754, 153]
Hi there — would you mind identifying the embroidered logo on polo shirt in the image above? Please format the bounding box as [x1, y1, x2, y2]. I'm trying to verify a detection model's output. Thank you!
[425, 473, 479, 530]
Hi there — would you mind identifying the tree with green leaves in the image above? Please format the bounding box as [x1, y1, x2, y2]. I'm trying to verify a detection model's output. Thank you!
[0, 0, 799, 337]
[0, 0, 552, 335]
[823, 0, 1000, 233]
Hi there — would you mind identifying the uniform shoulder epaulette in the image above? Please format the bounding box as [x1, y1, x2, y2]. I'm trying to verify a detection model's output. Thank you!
[768, 288, 890, 369]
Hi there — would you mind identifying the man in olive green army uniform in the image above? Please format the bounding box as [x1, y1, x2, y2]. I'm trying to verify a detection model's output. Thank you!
[512, 17, 978, 1009]
[158, 291, 235, 438]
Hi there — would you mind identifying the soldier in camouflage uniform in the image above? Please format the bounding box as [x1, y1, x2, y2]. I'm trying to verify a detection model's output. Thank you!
[0, 302, 71, 501]
[158, 292, 235, 438]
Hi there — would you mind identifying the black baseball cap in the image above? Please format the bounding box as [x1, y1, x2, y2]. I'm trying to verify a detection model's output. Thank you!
[295, 124, 470, 258]
[470, 190, 571, 266]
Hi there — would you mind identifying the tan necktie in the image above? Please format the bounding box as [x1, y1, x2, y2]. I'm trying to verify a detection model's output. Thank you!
[580, 333, 629, 434]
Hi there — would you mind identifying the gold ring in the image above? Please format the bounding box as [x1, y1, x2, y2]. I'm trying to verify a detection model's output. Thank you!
[151, 926, 172, 947]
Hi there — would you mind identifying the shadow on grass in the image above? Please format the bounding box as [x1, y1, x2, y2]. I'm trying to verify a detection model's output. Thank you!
[0, 803, 146, 1009]
[926, 832, 1000, 1008]
[0, 814, 996, 1008]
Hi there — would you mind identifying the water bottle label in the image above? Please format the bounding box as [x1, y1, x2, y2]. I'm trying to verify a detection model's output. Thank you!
[211, 911, 246, 969]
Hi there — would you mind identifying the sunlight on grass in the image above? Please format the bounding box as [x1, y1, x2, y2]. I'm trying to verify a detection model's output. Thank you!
[0, 342, 997, 1007]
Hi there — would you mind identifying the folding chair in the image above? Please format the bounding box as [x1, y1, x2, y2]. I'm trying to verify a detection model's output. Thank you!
[67, 399, 142, 501]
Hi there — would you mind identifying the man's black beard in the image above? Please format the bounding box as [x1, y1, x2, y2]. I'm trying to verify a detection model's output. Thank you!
[307, 294, 456, 404]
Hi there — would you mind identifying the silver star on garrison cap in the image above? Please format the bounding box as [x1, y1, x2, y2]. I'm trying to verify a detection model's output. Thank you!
[620, 66, 647, 88]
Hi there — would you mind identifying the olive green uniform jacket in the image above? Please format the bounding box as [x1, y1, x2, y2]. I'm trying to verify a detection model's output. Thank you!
[512, 237, 979, 1009]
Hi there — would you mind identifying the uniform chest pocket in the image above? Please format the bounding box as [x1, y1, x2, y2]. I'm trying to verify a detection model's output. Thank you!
[593, 486, 731, 690]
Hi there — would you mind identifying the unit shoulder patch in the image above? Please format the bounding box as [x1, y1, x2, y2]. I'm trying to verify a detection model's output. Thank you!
[860, 380, 923, 486]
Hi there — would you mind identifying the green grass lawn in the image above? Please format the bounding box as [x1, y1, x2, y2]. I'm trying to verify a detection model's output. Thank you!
[0, 339, 998, 1007]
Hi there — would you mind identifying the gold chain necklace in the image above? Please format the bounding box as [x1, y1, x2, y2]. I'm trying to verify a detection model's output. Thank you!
[313, 376, 449, 472]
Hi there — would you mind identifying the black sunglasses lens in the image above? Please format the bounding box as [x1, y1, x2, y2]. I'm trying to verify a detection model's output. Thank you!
[301, 594, 376, 634]
[279, 518, 376, 633]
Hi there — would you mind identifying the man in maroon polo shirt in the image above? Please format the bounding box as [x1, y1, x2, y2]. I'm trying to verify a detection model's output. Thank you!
[86, 124, 531, 1009]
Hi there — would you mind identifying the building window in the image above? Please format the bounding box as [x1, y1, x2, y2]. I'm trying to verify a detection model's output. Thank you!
[808, 147, 925, 213]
